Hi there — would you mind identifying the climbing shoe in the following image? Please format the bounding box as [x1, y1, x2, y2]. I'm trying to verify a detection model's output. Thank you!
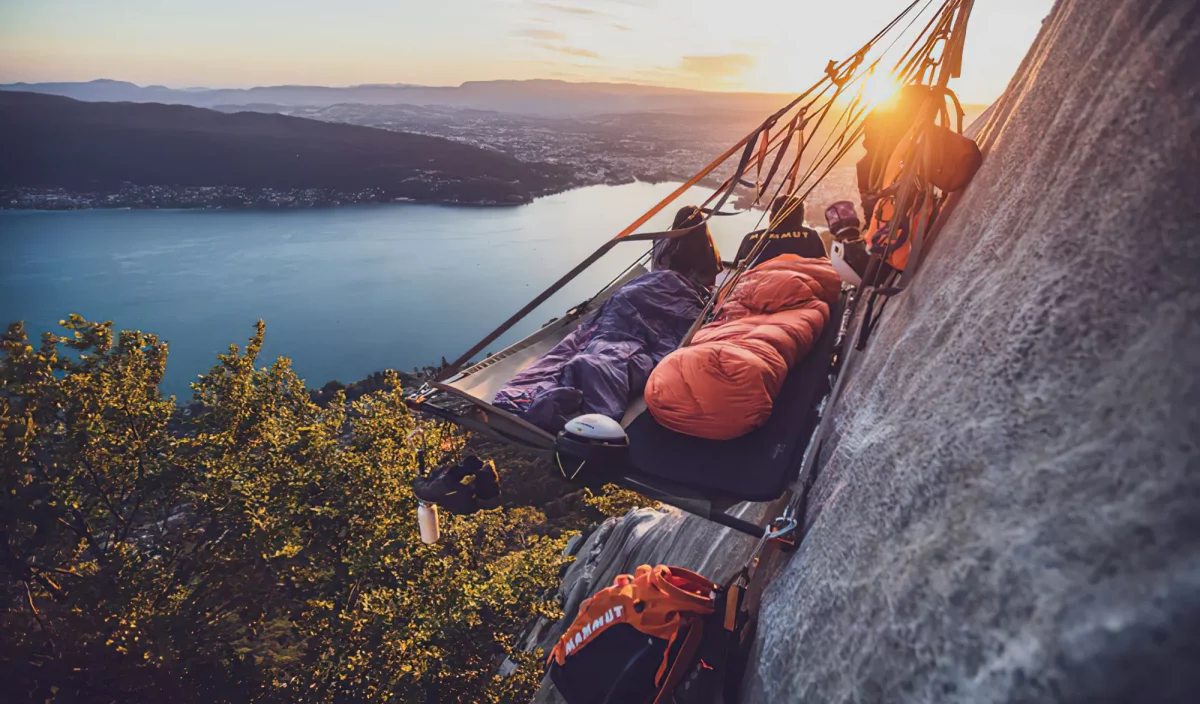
[472, 459, 501, 510]
[411, 458, 475, 505]
[411, 456, 500, 515]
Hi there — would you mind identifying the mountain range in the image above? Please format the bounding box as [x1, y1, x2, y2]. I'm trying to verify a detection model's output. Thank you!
[0, 91, 563, 205]
[0, 78, 791, 117]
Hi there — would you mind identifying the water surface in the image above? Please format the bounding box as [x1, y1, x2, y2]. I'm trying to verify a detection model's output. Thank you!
[0, 183, 767, 397]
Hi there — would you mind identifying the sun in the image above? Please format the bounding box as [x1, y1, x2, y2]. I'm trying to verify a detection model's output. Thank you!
[859, 71, 903, 110]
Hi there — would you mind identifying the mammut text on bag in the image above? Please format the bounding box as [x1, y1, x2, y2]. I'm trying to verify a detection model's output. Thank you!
[549, 564, 751, 704]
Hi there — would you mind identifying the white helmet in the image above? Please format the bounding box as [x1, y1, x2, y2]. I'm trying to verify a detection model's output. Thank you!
[830, 241, 862, 286]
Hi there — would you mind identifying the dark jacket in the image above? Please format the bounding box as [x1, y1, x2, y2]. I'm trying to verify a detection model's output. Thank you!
[734, 226, 827, 265]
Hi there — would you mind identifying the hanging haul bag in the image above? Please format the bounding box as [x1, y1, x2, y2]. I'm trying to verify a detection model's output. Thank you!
[549, 565, 750, 704]
[924, 124, 983, 192]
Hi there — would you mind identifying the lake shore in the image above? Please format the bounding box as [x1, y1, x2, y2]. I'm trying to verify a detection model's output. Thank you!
[2, 182, 757, 396]
[0, 175, 731, 212]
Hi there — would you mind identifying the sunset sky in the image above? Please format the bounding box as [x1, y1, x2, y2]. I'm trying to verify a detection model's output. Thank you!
[0, 0, 1054, 103]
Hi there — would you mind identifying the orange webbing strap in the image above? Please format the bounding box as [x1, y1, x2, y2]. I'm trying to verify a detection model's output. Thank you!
[755, 128, 769, 197]
[699, 120, 796, 213]
[705, 121, 773, 222]
[944, 87, 966, 134]
[876, 0, 974, 289]
[436, 127, 766, 379]
[619, 222, 708, 243]
[787, 128, 805, 193]
[760, 114, 801, 203]
[723, 584, 742, 632]
[652, 619, 706, 704]
[644, 53, 854, 230]
[611, 129, 760, 243]
[943, 0, 973, 79]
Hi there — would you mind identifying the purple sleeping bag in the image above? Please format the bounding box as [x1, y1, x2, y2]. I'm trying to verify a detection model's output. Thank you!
[493, 270, 705, 431]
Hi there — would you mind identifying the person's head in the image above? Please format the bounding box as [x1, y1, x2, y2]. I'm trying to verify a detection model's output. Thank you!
[672, 205, 705, 231]
[769, 196, 806, 233]
[824, 200, 862, 241]
[654, 205, 720, 287]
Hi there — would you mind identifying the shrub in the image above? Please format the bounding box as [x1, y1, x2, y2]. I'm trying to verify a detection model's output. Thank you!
[0, 317, 569, 702]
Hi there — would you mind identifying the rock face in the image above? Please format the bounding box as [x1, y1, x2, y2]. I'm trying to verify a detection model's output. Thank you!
[534, 0, 1200, 701]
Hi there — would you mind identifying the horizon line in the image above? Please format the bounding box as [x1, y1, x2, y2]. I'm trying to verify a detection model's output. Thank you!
[1, 76, 795, 95]
[0, 76, 998, 107]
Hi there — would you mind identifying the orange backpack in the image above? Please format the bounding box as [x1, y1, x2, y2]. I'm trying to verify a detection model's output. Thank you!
[856, 85, 982, 274]
[549, 565, 750, 704]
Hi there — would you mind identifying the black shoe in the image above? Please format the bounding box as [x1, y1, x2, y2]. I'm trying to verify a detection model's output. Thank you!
[473, 459, 501, 510]
[412, 460, 473, 505]
[436, 488, 484, 516]
[412, 456, 500, 515]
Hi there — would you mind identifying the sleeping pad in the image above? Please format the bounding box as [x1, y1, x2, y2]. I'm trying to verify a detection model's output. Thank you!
[645, 255, 841, 440]
[493, 270, 705, 431]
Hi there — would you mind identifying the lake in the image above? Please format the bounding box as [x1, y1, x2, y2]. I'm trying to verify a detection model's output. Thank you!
[0, 182, 770, 398]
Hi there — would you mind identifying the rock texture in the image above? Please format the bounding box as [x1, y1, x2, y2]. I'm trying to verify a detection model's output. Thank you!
[534, 0, 1200, 701]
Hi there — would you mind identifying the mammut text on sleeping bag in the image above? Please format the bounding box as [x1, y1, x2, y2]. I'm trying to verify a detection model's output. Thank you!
[645, 255, 841, 440]
[493, 270, 704, 432]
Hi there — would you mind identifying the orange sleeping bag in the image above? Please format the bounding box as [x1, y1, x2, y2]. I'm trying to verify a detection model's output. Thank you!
[645, 255, 841, 440]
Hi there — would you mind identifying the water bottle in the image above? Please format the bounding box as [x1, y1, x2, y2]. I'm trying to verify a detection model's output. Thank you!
[417, 502, 440, 544]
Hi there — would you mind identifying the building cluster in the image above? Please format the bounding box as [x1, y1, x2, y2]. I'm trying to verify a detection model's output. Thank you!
[2, 185, 407, 210]
[1, 182, 531, 211]
[295, 103, 861, 211]
[285, 104, 754, 190]
[5, 105, 861, 212]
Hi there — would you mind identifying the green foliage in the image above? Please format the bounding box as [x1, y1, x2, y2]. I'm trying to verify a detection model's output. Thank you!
[1, 317, 570, 702]
[584, 485, 656, 519]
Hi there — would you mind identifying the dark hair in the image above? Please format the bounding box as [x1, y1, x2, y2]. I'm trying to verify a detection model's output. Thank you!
[672, 205, 705, 231]
[769, 196, 806, 233]
[653, 205, 721, 287]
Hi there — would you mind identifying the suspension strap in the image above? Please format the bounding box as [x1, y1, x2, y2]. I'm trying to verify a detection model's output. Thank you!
[759, 114, 802, 203]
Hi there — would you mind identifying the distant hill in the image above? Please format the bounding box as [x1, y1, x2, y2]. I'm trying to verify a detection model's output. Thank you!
[0, 92, 565, 205]
[0, 78, 799, 117]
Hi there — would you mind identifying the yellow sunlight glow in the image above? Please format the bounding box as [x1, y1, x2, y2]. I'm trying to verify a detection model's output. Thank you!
[859, 71, 903, 110]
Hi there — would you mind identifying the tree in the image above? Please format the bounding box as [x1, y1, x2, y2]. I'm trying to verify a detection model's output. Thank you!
[1, 317, 570, 702]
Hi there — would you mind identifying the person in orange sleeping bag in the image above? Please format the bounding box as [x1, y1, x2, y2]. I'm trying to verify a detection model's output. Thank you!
[644, 254, 841, 440]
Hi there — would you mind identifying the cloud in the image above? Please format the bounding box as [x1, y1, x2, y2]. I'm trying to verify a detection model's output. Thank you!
[678, 54, 756, 77]
[536, 43, 600, 59]
[513, 28, 568, 41]
[535, 2, 602, 15]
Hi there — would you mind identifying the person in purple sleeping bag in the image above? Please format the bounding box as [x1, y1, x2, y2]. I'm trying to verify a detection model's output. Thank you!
[493, 214, 714, 431]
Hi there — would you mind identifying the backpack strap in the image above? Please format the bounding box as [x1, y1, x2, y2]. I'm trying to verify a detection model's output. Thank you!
[942, 86, 966, 134]
[652, 618, 707, 704]
[667, 571, 753, 704]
